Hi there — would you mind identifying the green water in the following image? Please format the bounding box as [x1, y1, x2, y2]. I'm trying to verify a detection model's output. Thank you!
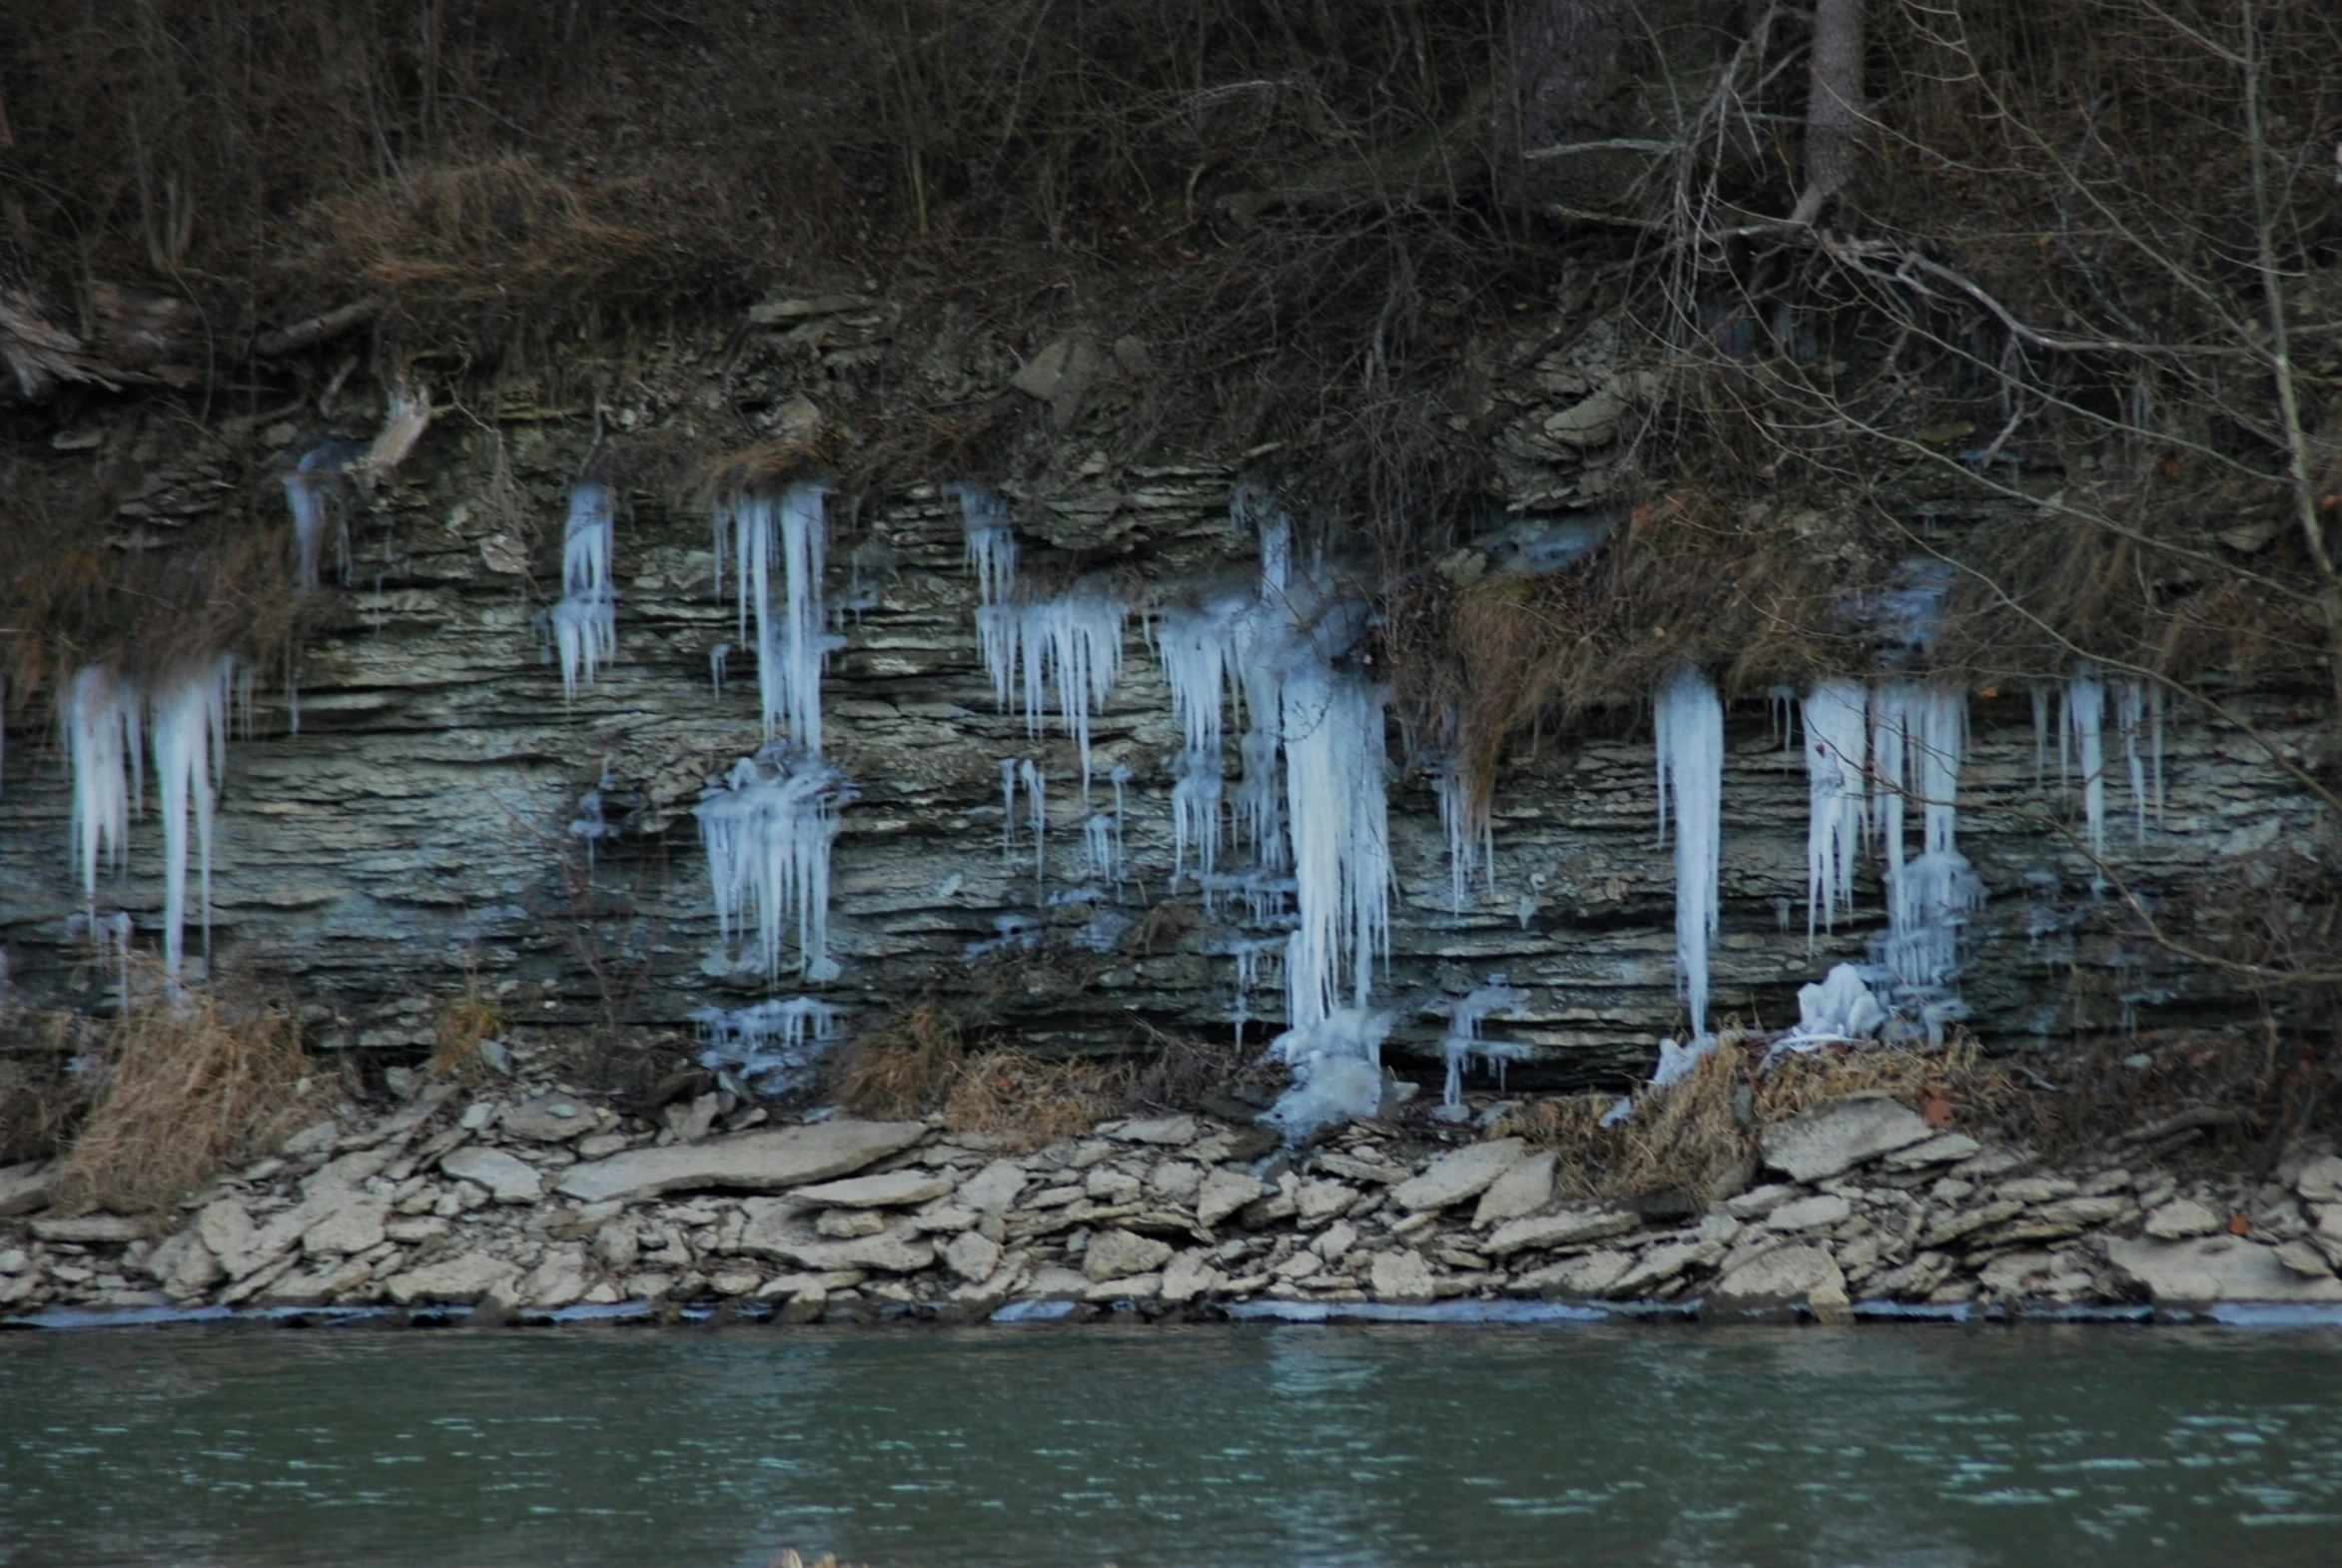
[2, 1321, 2339, 1567]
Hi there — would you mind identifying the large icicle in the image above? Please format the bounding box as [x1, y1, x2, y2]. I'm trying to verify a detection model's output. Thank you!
[1801, 680, 1868, 939]
[1279, 655, 1391, 1032]
[551, 481, 618, 703]
[717, 483, 838, 752]
[1875, 683, 1980, 1008]
[1654, 669, 1723, 1039]
[149, 659, 234, 976]
[2063, 668, 2107, 884]
[63, 666, 142, 907]
[695, 744, 854, 983]
[978, 591, 1129, 800]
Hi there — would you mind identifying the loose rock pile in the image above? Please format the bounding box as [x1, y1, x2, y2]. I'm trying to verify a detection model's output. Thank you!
[5, 1084, 2340, 1322]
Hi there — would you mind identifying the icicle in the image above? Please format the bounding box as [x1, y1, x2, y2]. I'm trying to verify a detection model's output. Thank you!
[2065, 667, 2107, 884]
[709, 642, 730, 696]
[1870, 681, 1913, 867]
[694, 744, 854, 983]
[1875, 684, 1980, 1008]
[2030, 683, 2051, 791]
[1084, 813, 1118, 882]
[1171, 748, 1222, 879]
[1260, 1007, 1390, 1142]
[956, 483, 1018, 608]
[1432, 756, 1496, 917]
[283, 445, 354, 587]
[1021, 758, 1047, 899]
[149, 661, 233, 976]
[2150, 683, 2166, 822]
[63, 667, 140, 908]
[1438, 981, 1530, 1109]
[979, 592, 1129, 801]
[568, 773, 619, 871]
[1802, 681, 1867, 940]
[1653, 669, 1723, 1039]
[1000, 756, 1019, 864]
[1110, 762, 1132, 881]
[715, 483, 839, 751]
[1279, 658, 1391, 1032]
[692, 997, 843, 1098]
[2116, 679, 2147, 844]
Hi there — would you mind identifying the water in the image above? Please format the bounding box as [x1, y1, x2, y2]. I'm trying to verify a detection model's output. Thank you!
[3, 1321, 2340, 1567]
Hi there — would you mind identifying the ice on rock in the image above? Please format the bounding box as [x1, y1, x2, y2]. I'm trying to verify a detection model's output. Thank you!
[1261, 1007, 1391, 1141]
[1279, 653, 1391, 1032]
[956, 483, 1017, 608]
[551, 481, 617, 702]
[980, 591, 1129, 801]
[1778, 963, 1888, 1050]
[1171, 747, 1223, 878]
[1870, 683, 1980, 1014]
[1654, 668, 1723, 1039]
[1000, 756, 1020, 863]
[2062, 668, 2107, 882]
[1020, 759, 1047, 896]
[695, 744, 854, 983]
[1652, 1036, 1712, 1088]
[1433, 755, 1495, 916]
[148, 659, 235, 975]
[1802, 681, 1867, 938]
[283, 442, 362, 587]
[716, 482, 840, 751]
[568, 775, 619, 869]
[64, 666, 142, 907]
[693, 997, 842, 1098]
[1437, 982, 1530, 1108]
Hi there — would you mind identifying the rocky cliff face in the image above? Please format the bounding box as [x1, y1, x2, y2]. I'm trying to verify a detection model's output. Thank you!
[0, 298, 2326, 1087]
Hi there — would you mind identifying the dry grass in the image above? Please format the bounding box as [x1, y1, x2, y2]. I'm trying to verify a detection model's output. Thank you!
[830, 1002, 1139, 1151]
[0, 1052, 95, 1167]
[424, 987, 504, 1086]
[49, 976, 316, 1214]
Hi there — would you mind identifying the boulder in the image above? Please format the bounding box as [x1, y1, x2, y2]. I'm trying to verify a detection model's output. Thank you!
[1483, 1205, 1641, 1256]
[0, 1162, 54, 1217]
[1365, 1247, 1434, 1305]
[499, 1096, 599, 1143]
[1195, 1169, 1269, 1229]
[1761, 1099, 1934, 1182]
[2142, 1197, 2224, 1239]
[1083, 1227, 1173, 1282]
[1391, 1139, 1526, 1212]
[300, 1194, 389, 1256]
[1708, 1244, 1849, 1311]
[1472, 1153, 1557, 1227]
[791, 1170, 955, 1209]
[2272, 1240, 2334, 1280]
[386, 1252, 522, 1306]
[554, 1120, 927, 1205]
[2106, 1235, 2342, 1305]
[943, 1230, 1003, 1283]
[439, 1147, 543, 1205]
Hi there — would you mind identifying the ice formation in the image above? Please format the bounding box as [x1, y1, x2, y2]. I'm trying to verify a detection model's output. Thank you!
[1651, 1036, 1713, 1088]
[694, 744, 854, 983]
[1279, 652, 1391, 1032]
[1801, 680, 1867, 938]
[63, 666, 142, 907]
[1871, 682, 1981, 1012]
[692, 997, 843, 1098]
[2062, 667, 2106, 874]
[283, 443, 357, 587]
[957, 483, 1017, 609]
[1432, 755, 1495, 916]
[716, 482, 839, 751]
[1777, 963, 1888, 1050]
[1654, 668, 1723, 1039]
[1000, 756, 1020, 863]
[568, 777, 619, 870]
[709, 642, 730, 696]
[148, 660, 235, 976]
[1437, 982, 1529, 1108]
[979, 590, 1129, 800]
[551, 481, 617, 703]
[1020, 758, 1047, 895]
[1261, 1007, 1391, 1141]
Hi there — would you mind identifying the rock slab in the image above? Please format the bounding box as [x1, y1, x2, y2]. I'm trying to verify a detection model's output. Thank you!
[1391, 1139, 1525, 1211]
[2107, 1235, 2342, 1305]
[554, 1120, 927, 1204]
[1761, 1099, 1934, 1183]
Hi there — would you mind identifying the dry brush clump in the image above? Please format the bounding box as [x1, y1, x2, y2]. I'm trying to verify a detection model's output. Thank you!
[48, 974, 319, 1215]
[829, 1002, 1139, 1151]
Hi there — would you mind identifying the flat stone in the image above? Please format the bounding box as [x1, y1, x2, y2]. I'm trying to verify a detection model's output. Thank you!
[1483, 1206, 1642, 1256]
[2143, 1197, 2223, 1239]
[1513, 1249, 1634, 1299]
[1084, 1227, 1173, 1282]
[1391, 1139, 1526, 1212]
[386, 1252, 521, 1306]
[300, 1195, 389, 1256]
[1023, 1265, 1095, 1300]
[499, 1096, 599, 1143]
[1766, 1193, 1853, 1232]
[1195, 1170, 1269, 1229]
[2273, 1240, 2335, 1279]
[1084, 1271, 1161, 1303]
[553, 1120, 927, 1205]
[0, 1162, 54, 1217]
[2107, 1235, 2342, 1305]
[1976, 1250, 2063, 1295]
[29, 1214, 147, 1244]
[438, 1147, 543, 1205]
[1293, 1180, 1359, 1225]
[1708, 1244, 1849, 1311]
[1369, 1248, 1436, 1305]
[1762, 1099, 1934, 1183]
[2294, 1155, 2342, 1203]
[791, 1170, 955, 1208]
[519, 1243, 591, 1308]
[1882, 1134, 1982, 1171]
[1115, 1116, 1198, 1147]
[1611, 1241, 1705, 1296]
[1724, 1183, 1800, 1219]
[957, 1160, 1029, 1214]
[1472, 1152, 1557, 1227]
[742, 1222, 937, 1275]
[944, 1230, 1003, 1282]
[1148, 1162, 1205, 1202]
[816, 1208, 886, 1237]
[1161, 1248, 1218, 1303]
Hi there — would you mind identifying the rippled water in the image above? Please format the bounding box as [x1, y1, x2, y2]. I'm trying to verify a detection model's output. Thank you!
[3, 1321, 2340, 1567]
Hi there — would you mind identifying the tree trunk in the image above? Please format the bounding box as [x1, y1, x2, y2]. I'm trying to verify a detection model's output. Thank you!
[1790, 0, 1865, 224]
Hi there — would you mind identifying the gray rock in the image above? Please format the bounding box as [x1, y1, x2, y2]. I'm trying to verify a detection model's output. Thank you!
[300, 1195, 389, 1256]
[1161, 1248, 1219, 1303]
[0, 1161, 54, 1217]
[2143, 1197, 2223, 1239]
[1472, 1152, 1557, 1227]
[1195, 1169, 1269, 1229]
[1762, 1099, 1935, 1183]
[1483, 1205, 1641, 1256]
[1514, 1249, 1633, 1299]
[816, 1208, 887, 1238]
[1293, 1180, 1359, 1225]
[439, 1147, 544, 1205]
[792, 1170, 955, 1209]
[2272, 1240, 2335, 1279]
[744, 1224, 937, 1275]
[1148, 1161, 1205, 1203]
[1391, 1139, 1526, 1212]
[1369, 1248, 1436, 1305]
[2294, 1155, 2342, 1203]
[1610, 1241, 1706, 1296]
[500, 1096, 599, 1143]
[1723, 1183, 1800, 1219]
[943, 1229, 1003, 1282]
[30, 1214, 147, 1243]
[2107, 1235, 2342, 1305]
[957, 1160, 1030, 1214]
[1083, 1227, 1173, 1281]
[386, 1252, 521, 1306]
[1115, 1115, 1198, 1147]
[1976, 1250, 2063, 1295]
[554, 1120, 927, 1205]
[519, 1243, 592, 1308]
[1882, 1134, 1982, 1171]
[1708, 1244, 1849, 1311]
[1766, 1193, 1853, 1232]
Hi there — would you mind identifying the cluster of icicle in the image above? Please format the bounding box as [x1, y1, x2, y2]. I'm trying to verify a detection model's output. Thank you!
[61, 659, 246, 979]
[2033, 666, 2164, 886]
[691, 996, 842, 1098]
[695, 481, 854, 992]
[550, 482, 617, 703]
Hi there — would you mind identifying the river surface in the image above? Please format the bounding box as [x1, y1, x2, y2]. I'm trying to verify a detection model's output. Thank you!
[3, 1320, 2340, 1567]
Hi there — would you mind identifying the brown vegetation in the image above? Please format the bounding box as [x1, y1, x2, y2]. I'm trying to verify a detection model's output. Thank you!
[828, 1003, 1137, 1150]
